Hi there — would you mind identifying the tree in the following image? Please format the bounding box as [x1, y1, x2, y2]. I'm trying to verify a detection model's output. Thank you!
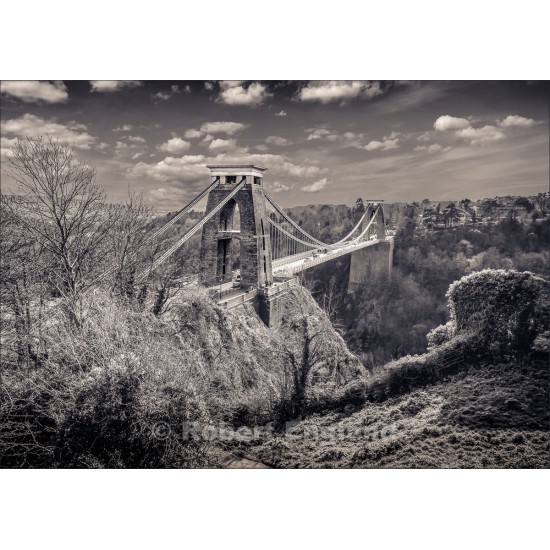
[3, 137, 116, 323]
[108, 188, 153, 301]
[514, 196, 534, 213]
[353, 197, 366, 223]
[0, 196, 48, 365]
[282, 314, 328, 417]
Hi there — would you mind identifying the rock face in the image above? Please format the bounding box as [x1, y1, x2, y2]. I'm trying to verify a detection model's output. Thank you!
[174, 284, 364, 387]
[169, 284, 365, 423]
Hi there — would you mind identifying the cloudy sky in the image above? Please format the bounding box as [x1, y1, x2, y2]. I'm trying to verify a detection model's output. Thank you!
[1, 80, 548, 210]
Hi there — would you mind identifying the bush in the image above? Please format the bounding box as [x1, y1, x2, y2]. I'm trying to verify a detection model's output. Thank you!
[426, 320, 456, 349]
[446, 269, 549, 355]
[1, 285, 364, 467]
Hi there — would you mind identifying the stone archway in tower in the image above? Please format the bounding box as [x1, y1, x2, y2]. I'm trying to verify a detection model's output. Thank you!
[217, 199, 242, 281]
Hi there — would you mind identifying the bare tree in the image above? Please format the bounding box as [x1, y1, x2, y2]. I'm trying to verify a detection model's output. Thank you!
[283, 315, 325, 416]
[107, 188, 153, 300]
[3, 137, 116, 323]
[151, 262, 185, 316]
[0, 196, 49, 366]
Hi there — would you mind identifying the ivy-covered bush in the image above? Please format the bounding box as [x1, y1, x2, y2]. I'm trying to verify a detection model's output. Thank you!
[426, 320, 456, 350]
[446, 269, 549, 355]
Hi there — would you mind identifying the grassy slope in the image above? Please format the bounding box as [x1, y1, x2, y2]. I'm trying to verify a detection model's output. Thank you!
[234, 358, 549, 468]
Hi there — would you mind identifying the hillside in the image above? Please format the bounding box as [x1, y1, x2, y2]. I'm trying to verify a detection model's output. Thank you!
[221, 269, 550, 468]
[233, 358, 549, 468]
[1, 269, 548, 469]
[0, 284, 364, 468]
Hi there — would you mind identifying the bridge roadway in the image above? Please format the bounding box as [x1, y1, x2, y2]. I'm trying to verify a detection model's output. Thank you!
[272, 237, 392, 277]
[170, 237, 392, 310]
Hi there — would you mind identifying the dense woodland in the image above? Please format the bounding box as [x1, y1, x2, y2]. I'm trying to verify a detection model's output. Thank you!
[300, 202, 550, 367]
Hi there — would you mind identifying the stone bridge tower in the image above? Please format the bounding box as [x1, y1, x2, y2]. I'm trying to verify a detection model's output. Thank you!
[347, 201, 393, 293]
[200, 165, 273, 289]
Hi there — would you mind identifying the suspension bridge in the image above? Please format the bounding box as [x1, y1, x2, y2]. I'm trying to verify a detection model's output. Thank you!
[146, 164, 393, 325]
[2, 164, 394, 349]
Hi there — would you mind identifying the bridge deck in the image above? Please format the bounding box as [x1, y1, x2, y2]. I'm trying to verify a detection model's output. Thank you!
[272, 238, 389, 276]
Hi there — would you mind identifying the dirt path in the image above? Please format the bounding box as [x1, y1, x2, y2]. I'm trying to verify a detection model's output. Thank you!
[214, 448, 271, 469]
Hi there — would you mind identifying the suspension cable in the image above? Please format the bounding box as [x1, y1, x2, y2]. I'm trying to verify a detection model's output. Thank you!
[136, 180, 247, 282]
[267, 218, 321, 250]
[264, 189, 370, 247]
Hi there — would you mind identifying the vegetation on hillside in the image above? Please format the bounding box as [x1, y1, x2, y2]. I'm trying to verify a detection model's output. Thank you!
[0, 283, 364, 467]
[226, 270, 550, 468]
[302, 205, 550, 367]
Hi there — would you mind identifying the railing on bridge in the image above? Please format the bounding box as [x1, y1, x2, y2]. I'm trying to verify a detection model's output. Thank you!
[273, 238, 387, 277]
[219, 288, 258, 309]
[217, 277, 300, 310]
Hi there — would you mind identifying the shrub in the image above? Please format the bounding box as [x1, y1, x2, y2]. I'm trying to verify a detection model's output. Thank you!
[446, 269, 549, 355]
[426, 320, 456, 349]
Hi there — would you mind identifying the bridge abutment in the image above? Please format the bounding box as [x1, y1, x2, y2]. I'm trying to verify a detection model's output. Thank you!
[256, 278, 299, 326]
[347, 240, 394, 293]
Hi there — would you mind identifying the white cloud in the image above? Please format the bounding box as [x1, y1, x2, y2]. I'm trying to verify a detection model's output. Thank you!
[204, 81, 215, 91]
[217, 81, 271, 106]
[296, 81, 383, 104]
[153, 84, 191, 101]
[130, 155, 208, 184]
[1, 113, 98, 149]
[159, 137, 191, 154]
[1, 80, 68, 103]
[274, 110, 287, 117]
[128, 135, 146, 143]
[183, 129, 203, 139]
[179, 122, 248, 142]
[210, 152, 325, 179]
[114, 140, 145, 157]
[270, 181, 291, 193]
[200, 121, 247, 135]
[113, 124, 133, 132]
[302, 177, 329, 193]
[255, 144, 269, 152]
[90, 81, 142, 92]
[434, 115, 471, 131]
[498, 115, 536, 128]
[208, 138, 239, 153]
[266, 135, 290, 146]
[129, 152, 324, 196]
[278, 160, 324, 178]
[154, 91, 172, 100]
[305, 127, 365, 147]
[417, 131, 433, 142]
[365, 138, 399, 151]
[307, 128, 332, 141]
[456, 125, 506, 145]
[432, 113, 535, 147]
[414, 144, 450, 154]
[1, 137, 17, 157]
